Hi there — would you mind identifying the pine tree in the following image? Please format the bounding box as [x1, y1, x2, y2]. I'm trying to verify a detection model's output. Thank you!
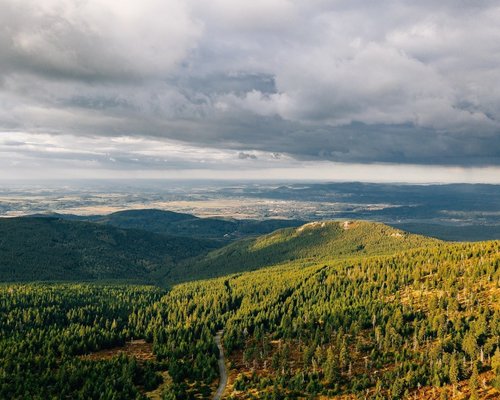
[448, 353, 459, 397]
[469, 363, 479, 400]
[492, 348, 500, 389]
[323, 347, 338, 387]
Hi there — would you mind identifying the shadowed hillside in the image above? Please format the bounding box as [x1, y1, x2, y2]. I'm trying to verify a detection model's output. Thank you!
[31, 209, 304, 242]
[0, 217, 217, 282]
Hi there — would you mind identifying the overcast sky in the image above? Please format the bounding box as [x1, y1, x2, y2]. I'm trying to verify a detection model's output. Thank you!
[1, 0, 500, 182]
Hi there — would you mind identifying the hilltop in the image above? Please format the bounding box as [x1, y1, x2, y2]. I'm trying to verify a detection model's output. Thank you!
[184, 220, 441, 280]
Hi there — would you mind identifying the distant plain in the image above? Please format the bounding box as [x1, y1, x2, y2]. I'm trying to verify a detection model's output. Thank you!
[1, 180, 498, 241]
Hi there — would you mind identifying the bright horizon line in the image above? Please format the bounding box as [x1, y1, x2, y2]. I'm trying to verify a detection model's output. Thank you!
[2, 162, 500, 185]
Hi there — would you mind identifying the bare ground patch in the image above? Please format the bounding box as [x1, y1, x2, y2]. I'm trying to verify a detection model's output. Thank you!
[80, 339, 155, 362]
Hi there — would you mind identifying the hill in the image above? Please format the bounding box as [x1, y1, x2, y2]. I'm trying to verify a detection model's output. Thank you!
[183, 220, 441, 280]
[0, 217, 217, 282]
[0, 217, 442, 284]
[31, 209, 305, 242]
[95, 209, 305, 241]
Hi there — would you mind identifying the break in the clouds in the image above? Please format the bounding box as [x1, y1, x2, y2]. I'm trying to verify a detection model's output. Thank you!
[1, 0, 500, 180]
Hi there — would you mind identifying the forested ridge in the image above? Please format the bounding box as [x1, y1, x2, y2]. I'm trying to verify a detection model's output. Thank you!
[0, 217, 217, 282]
[0, 212, 304, 284]
[188, 221, 440, 280]
[0, 226, 499, 399]
[0, 218, 438, 284]
[30, 209, 304, 242]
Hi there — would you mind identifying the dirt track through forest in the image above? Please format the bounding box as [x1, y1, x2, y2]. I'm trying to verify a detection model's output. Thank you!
[213, 330, 227, 400]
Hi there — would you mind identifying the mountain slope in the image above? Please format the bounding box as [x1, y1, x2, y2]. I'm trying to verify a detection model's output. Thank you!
[391, 222, 500, 242]
[0, 217, 217, 282]
[187, 220, 442, 280]
[0, 217, 441, 284]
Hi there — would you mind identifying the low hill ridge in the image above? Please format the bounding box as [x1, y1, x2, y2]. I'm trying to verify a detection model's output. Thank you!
[29, 209, 304, 242]
[184, 220, 441, 280]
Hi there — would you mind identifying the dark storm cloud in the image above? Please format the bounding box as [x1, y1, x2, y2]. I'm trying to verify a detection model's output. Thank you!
[238, 152, 257, 160]
[0, 0, 499, 169]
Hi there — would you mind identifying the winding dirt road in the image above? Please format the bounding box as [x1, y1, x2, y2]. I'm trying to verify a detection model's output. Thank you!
[213, 330, 228, 400]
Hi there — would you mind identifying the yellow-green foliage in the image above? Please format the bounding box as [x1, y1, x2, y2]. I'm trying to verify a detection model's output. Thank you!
[187, 220, 441, 280]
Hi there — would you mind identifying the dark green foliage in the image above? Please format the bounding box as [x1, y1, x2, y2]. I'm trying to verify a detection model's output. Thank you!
[0, 217, 217, 282]
[42, 209, 304, 242]
[0, 284, 164, 399]
[0, 283, 222, 399]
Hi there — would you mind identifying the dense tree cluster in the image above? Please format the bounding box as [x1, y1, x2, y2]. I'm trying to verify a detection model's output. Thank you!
[0, 284, 164, 399]
[220, 240, 500, 398]
[0, 282, 228, 398]
[0, 237, 499, 399]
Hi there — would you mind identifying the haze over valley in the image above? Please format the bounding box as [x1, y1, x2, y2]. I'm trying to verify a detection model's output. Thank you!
[1, 180, 499, 242]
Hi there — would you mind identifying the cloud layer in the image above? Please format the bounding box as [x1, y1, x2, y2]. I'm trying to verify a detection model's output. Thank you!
[1, 0, 500, 177]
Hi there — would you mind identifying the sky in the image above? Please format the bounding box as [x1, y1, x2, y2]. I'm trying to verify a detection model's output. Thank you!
[1, 0, 500, 182]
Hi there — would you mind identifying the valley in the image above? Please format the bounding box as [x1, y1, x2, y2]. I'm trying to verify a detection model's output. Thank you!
[2, 181, 500, 242]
